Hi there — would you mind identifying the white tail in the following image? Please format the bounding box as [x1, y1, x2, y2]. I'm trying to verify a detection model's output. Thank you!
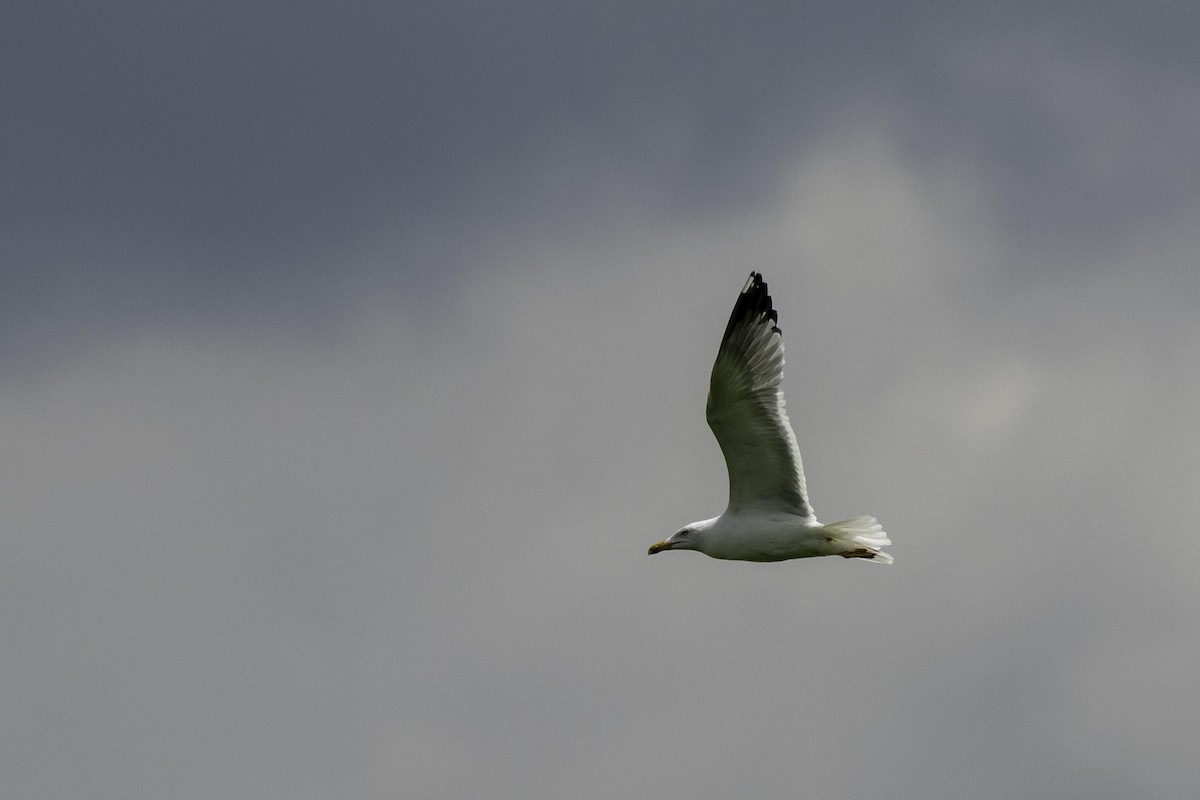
[823, 515, 893, 564]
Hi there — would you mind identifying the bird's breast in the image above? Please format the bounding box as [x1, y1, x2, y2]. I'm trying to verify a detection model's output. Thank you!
[700, 513, 827, 562]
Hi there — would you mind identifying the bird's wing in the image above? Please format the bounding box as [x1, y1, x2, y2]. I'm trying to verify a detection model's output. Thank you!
[705, 272, 813, 517]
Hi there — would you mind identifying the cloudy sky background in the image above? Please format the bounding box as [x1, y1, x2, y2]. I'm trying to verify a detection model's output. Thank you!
[5, 2, 1200, 797]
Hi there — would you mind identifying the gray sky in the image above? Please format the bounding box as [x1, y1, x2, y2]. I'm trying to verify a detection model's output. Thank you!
[4, 2, 1200, 798]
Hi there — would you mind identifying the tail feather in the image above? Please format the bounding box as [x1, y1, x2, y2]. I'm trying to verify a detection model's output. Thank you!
[823, 515, 893, 564]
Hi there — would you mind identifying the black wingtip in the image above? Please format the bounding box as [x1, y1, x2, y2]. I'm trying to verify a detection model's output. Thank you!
[721, 272, 779, 347]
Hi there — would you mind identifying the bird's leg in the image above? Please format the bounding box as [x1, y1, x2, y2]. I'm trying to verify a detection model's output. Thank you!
[839, 548, 875, 559]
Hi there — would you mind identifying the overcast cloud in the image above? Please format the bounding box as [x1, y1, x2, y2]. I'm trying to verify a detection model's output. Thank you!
[4, 2, 1200, 798]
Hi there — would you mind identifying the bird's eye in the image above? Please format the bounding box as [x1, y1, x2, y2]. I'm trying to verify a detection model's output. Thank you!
[678, 530, 689, 538]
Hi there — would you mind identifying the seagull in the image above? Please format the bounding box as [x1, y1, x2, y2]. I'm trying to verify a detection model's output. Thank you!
[648, 272, 892, 563]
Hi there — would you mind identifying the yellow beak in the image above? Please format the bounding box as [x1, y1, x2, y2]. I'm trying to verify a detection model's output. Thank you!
[647, 541, 673, 555]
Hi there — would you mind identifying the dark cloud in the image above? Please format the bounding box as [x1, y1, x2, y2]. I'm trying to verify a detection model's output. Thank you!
[6, 2, 1196, 344]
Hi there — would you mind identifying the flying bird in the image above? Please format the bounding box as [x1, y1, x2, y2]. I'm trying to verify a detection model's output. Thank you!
[648, 273, 892, 563]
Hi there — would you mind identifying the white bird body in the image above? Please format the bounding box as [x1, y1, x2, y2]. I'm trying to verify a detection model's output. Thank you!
[656, 512, 891, 563]
[648, 273, 892, 564]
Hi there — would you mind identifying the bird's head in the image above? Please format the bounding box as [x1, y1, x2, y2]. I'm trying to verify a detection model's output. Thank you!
[648, 518, 715, 555]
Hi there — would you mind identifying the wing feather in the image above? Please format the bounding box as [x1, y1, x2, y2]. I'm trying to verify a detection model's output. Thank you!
[705, 273, 813, 517]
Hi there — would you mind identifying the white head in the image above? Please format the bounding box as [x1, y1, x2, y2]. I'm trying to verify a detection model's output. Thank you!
[648, 517, 718, 555]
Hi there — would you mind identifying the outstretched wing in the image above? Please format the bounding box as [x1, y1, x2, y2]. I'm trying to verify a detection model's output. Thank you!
[705, 272, 813, 517]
